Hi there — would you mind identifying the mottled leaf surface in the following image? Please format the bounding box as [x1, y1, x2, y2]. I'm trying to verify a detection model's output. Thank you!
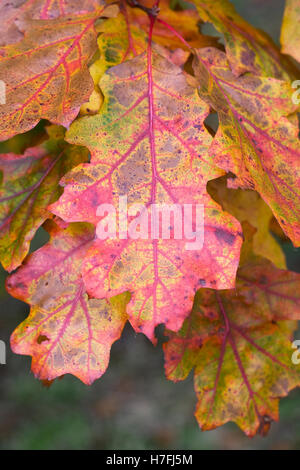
[194, 47, 300, 246]
[93, 0, 219, 81]
[164, 248, 300, 436]
[2, 0, 300, 435]
[192, 0, 291, 78]
[0, 1, 111, 140]
[80, 0, 202, 116]
[0, 126, 88, 271]
[0, 0, 101, 46]
[50, 45, 242, 341]
[6, 219, 129, 384]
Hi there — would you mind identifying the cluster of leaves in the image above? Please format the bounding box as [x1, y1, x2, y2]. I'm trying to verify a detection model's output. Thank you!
[0, 0, 300, 437]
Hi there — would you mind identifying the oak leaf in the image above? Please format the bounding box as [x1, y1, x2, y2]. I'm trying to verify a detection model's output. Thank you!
[0, 125, 88, 272]
[50, 46, 242, 341]
[192, 0, 292, 79]
[0, 0, 114, 141]
[126, 0, 220, 52]
[89, 0, 219, 87]
[6, 218, 129, 385]
[0, 0, 103, 46]
[193, 47, 300, 246]
[164, 245, 300, 436]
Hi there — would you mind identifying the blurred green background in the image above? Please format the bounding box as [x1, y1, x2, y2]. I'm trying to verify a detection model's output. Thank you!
[1, 0, 300, 450]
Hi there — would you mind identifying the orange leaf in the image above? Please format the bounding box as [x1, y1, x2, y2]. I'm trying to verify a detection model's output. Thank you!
[0, 0, 102, 46]
[0, 0, 114, 140]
